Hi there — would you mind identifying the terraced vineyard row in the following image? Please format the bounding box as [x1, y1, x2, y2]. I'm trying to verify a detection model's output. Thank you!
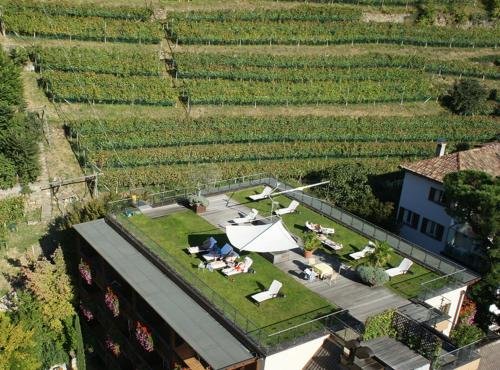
[3, 6, 163, 43]
[40, 71, 177, 106]
[69, 115, 500, 150]
[90, 141, 437, 168]
[100, 157, 409, 189]
[183, 77, 434, 105]
[168, 20, 498, 47]
[173, 52, 500, 80]
[31, 46, 161, 76]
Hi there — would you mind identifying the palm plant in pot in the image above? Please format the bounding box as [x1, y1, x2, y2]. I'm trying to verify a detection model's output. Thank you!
[187, 194, 209, 214]
[303, 232, 321, 258]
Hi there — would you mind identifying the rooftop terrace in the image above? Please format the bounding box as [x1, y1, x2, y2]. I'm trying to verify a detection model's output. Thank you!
[108, 174, 478, 355]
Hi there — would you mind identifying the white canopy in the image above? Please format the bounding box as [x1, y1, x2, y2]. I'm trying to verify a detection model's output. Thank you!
[226, 220, 300, 253]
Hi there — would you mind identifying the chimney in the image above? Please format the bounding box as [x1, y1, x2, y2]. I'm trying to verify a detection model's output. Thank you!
[436, 139, 447, 157]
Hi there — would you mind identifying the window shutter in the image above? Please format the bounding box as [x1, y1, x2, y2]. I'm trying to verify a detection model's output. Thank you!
[421, 218, 428, 233]
[436, 224, 444, 241]
[428, 187, 435, 201]
[412, 213, 420, 229]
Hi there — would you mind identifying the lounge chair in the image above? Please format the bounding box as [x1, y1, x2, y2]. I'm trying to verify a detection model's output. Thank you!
[274, 200, 300, 216]
[305, 221, 334, 235]
[206, 260, 227, 271]
[202, 243, 234, 261]
[251, 280, 283, 304]
[349, 241, 376, 260]
[231, 209, 258, 224]
[222, 257, 253, 276]
[318, 234, 343, 251]
[385, 258, 413, 277]
[249, 186, 273, 201]
[187, 237, 217, 255]
[303, 268, 317, 281]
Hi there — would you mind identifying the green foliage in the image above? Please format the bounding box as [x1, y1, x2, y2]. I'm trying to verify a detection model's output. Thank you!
[0, 311, 40, 370]
[0, 153, 17, 189]
[31, 45, 161, 76]
[367, 241, 393, 267]
[363, 309, 396, 340]
[450, 323, 485, 347]
[24, 247, 75, 333]
[357, 265, 390, 286]
[483, 0, 500, 18]
[0, 48, 24, 107]
[0, 196, 24, 226]
[74, 315, 86, 370]
[445, 79, 489, 115]
[187, 194, 209, 207]
[443, 170, 499, 243]
[303, 233, 321, 251]
[40, 71, 177, 106]
[9, 47, 29, 67]
[416, 0, 437, 25]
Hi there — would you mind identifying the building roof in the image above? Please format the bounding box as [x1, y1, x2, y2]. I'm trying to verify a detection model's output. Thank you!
[74, 219, 254, 370]
[400, 142, 500, 183]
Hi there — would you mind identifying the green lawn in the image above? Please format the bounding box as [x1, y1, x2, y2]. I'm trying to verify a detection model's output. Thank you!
[122, 211, 335, 343]
[229, 187, 439, 299]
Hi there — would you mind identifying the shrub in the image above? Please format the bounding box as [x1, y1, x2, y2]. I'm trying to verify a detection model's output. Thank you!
[357, 265, 389, 286]
[363, 309, 396, 340]
[450, 324, 485, 347]
[186, 194, 209, 207]
[304, 233, 321, 252]
[0, 154, 17, 189]
[445, 79, 488, 115]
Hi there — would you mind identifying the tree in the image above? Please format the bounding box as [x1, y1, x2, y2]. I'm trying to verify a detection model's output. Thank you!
[0, 49, 24, 108]
[445, 79, 488, 115]
[0, 153, 17, 189]
[0, 312, 40, 370]
[443, 170, 499, 243]
[367, 241, 393, 268]
[24, 247, 75, 333]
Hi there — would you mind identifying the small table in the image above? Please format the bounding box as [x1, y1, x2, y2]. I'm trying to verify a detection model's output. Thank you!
[313, 262, 335, 280]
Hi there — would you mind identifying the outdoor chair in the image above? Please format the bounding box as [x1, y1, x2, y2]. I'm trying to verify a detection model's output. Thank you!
[206, 260, 227, 271]
[303, 268, 317, 281]
[385, 258, 413, 278]
[222, 257, 253, 276]
[318, 234, 343, 251]
[274, 200, 300, 216]
[305, 221, 334, 235]
[248, 186, 273, 201]
[349, 241, 376, 260]
[251, 280, 283, 305]
[231, 209, 258, 224]
[202, 243, 234, 261]
[188, 236, 217, 255]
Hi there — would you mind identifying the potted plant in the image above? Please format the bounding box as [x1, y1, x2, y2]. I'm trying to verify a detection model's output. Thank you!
[135, 321, 154, 352]
[186, 194, 209, 214]
[303, 233, 321, 258]
[78, 259, 92, 285]
[104, 287, 120, 318]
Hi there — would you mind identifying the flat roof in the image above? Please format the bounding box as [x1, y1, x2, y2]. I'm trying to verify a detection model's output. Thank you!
[74, 219, 254, 370]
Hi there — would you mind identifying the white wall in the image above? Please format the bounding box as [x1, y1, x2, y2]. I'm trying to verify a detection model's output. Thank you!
[263, 334, 330, 370]
[398, 172, 454, 253]
[425, 286, 467, 336]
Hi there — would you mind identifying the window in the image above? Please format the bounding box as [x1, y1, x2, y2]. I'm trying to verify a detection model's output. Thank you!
[421, 218, 445, 241]
[440, 302, 451, 316]
[428, 187, 445, 204]
[398, 207, 420, 229]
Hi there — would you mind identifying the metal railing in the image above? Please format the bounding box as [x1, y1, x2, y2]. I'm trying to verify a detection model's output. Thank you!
[433, 339, 481, 369]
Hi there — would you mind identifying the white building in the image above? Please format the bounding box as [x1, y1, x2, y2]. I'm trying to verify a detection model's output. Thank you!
[397, 142, 499, 266]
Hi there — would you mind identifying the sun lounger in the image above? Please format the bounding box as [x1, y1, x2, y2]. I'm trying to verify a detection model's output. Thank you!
[274, 200, 300, 216]
[222, 257, 253, 276]
[251, 280, 283, 304]
[349, 242, 376, 260]
[202, 243, 234, 261]
[206, 260, 227, 271]
[231, 209, 258, 224]
[187, 237, 217, 255]
[305, 221, 335, 235]
[249, 186, 273, 201]
[385, 258, 413, 277]
[318, 234, 343, 251]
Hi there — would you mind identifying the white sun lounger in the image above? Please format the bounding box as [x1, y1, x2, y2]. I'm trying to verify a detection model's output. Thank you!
[305, 221, 335, 235]
[318, 234, 343, 251]
[249, 186, 273, 201]
[231, 209, 258, 224]
[251, 280, 283, 304]
[187, 237, 217, 255]
[349, 241, 376, 260]
[222, 257, 254, 276]
[274, 200, 299, 216]
[385, 258, 413, 277]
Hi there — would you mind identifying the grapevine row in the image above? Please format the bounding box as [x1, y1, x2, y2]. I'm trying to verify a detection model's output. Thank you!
[168, 20, 498, 48]
[31, 46, 161, 77]
[68, 115, 500, 150]
[6, 0, 153, 20]
[89, 141, 435, 168]
[173, 52, 500, 80]
[40, 71, 177, 106]
[4, 11, 163, 44]
[183, 78, 434, 105]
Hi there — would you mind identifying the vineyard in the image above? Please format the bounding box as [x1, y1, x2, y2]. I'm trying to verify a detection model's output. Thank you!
[3, 0, 498, 191]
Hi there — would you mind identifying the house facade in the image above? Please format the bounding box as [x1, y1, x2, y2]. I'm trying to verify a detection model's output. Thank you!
[397, 142, 500, 268]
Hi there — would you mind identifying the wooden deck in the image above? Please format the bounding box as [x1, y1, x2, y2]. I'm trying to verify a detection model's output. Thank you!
[150, 194, 409, 324]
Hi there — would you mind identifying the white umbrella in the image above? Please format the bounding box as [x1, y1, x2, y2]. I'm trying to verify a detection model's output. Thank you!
[226, 220, 300, 253]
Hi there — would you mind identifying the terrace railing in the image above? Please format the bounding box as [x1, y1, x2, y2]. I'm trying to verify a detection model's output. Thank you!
[266, 178, 479, 290]
[433, 339, 481, 369]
